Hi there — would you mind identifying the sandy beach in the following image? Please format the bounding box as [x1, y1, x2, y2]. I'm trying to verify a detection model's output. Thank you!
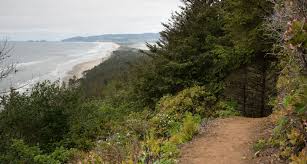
[64, 57, 110, 82]
[63, 43, 120, 82]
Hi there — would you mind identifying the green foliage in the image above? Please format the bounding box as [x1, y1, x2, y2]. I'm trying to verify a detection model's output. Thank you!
[253, 139, 268, 152]
[95, 133, 141, 163]
[77, 47, 144, 98]
[160, 141, 180, 161]
[34, 147, 76, 164]
[140, 112, 201, 164]
[0, 81, 110, 163]
[223, 0, 274, 60]
[0, 0, 283, 163]
[0, 81, 82, 152]
[215, 100, 241, 118]
[151, 86, 215, 137]
[47, 147, 77, 163]
[140, 87, 205, 163]
[169, 113, 201, 144]
[271, 78, 307, 159]
[64, 101, 104, 150]
[64, 101, 130, 150]
[266, 1, 307, 160]
[0, 139, 76, 164]
[273, 116, 289, 139]
[137, 0, 276, 117]
[286, 20, 307, 48]
[137, 0, 228, 107]
[156, 86, 217, 117]
[6, 139, 42, 164]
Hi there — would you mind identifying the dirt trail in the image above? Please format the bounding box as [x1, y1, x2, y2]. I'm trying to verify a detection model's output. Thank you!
[179, 117, 267, 164]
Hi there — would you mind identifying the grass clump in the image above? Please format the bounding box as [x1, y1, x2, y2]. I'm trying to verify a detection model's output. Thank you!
[253, 139, 268, 152]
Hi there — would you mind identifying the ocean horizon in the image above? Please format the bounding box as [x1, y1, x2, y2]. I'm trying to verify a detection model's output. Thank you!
[0, 41, 120, 93]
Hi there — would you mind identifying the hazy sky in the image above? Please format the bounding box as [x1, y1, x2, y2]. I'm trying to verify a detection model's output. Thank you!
[0, 0, 181, 41]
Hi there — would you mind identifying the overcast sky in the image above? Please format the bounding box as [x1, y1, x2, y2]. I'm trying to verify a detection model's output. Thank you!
[0, 0, 181, 41]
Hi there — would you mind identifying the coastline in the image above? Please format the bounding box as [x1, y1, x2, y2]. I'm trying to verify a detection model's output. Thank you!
[63, 58, 107, 82]
[64, 44, 120, 82]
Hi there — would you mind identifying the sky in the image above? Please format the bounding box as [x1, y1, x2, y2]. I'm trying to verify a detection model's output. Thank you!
[0, 0, 181, 41]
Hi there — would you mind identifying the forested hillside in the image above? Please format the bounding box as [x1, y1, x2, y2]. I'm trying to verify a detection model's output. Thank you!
[0, 0, 305, 163]
[74, 47, 146, 98]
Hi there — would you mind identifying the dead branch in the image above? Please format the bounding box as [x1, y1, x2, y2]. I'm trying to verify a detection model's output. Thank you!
[0, 39, 16, 81]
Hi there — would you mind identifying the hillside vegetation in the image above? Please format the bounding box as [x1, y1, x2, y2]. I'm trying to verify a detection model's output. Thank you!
[0, 0, 306, 163]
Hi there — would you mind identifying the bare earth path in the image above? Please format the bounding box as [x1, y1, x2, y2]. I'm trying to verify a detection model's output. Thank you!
[179, 117, 267, 164]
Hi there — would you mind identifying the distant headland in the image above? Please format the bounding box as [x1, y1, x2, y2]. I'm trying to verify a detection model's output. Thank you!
[62, 33, 160, 44]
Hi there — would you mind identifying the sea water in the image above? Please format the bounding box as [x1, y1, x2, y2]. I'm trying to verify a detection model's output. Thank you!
[0, 41, 119, 93]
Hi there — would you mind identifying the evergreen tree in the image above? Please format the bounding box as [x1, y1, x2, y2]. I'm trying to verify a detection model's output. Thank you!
[223, 0, 277, 117]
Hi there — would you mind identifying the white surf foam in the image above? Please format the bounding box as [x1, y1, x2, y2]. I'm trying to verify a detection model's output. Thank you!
[5, 42, 120, 93]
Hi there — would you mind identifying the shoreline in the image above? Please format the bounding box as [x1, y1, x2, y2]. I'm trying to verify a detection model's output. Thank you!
[63, 57, 107, 82]
[63, 45, 120, 82]
[63, 44, 144, 83]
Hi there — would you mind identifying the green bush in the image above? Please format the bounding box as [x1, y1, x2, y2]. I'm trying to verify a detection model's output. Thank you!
[0, 81, 83, 152]
[139, 86, 211, 163]
[34, 147, 76, 164]
[141, 112, 201, 163]
[0, 139, 76, 164]
[160, 141, 180, 160]
[151, 86, 216, 137]
[65, 101, 106, 150]
[215, 100, 240, 118]
[156, 86, 217, 118]
[139, 85, 208, 163]
[286, 20, 307, 48]
[0, 81, 111, 162]
[6, 139, 42, 164]
[170, 113, 201, 144]
[271, 77, 307, 161]
[253, 139, 268, 152]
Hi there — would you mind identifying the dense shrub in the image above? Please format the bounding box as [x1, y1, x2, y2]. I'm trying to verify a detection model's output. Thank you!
[214, 100, 240, 118]
[264, 0, 307, 162]
[169, 112, 201, 144]
[139, 87, 208, 163]
[0, 81, 112, 163]
[84, 85, 210, 163]
[156, 86, 217, 117]
[0, 81, 82, 152]
[271, 77, 307, 160]
[0, 139, 76, 164]
[151, 86, 216, 137]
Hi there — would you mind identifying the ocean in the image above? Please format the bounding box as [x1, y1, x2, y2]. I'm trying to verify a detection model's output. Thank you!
[0, 41, 119, 93]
